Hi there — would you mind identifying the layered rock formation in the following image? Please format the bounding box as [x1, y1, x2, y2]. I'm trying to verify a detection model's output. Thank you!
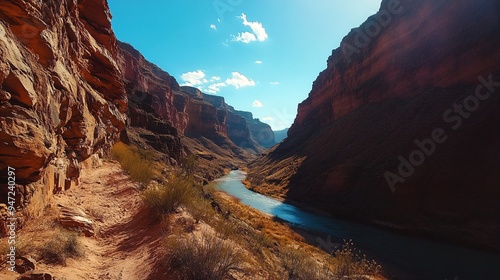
[201, 90, 275, 149]
[0, 0, 270, 233]
[249, 0, 500, 249]
[118, 41, 183, 161]
[0, 0, 126, 208]
[118, 41, 268, 159]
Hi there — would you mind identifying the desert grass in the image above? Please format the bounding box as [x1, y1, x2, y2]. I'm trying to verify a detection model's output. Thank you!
[141, 171, 207, 217]
[118, 144, 384, 279]
[332, 239, 381, 277]
[110, 142, 157, 185]
[280, 246, 332, 280]
[39, 230, 83, 265]
[164, 231, 243, 280]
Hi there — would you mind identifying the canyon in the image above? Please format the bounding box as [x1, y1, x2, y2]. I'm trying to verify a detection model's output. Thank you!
[248, 0, 500, 250]
[0, 0, 499, 278]
[0, 0, 274, 226]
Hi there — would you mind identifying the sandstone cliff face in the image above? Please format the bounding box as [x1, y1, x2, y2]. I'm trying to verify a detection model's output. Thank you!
[0, 0, 126, 208]
[118, 42, 266, 156]
[249, 0, 500, 249]
[118, 42, 183, 161]
[181, 86, 271, 152]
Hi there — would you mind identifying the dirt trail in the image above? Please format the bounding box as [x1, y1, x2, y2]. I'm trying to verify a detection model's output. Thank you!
[1, 161, 167, 280]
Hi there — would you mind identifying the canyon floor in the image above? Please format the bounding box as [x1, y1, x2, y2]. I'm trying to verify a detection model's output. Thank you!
[0, 161, 167, 280]
[1, 157, 386, 279]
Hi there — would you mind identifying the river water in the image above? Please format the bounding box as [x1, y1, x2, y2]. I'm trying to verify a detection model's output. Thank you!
[214, 170, 500, 280]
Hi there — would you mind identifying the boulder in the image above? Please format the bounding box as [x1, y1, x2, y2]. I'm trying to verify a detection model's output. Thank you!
[16, 270, 55, 280]
[57, 204, 94, 237]
[15, 256, 36, 274]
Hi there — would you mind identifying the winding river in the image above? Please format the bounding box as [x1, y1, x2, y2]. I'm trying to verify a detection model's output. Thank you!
[214, 170, 500, 280]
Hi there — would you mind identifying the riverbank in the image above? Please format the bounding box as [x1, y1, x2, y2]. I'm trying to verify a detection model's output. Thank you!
[244, 172, 500, 254]
[225, 171, 500, 279]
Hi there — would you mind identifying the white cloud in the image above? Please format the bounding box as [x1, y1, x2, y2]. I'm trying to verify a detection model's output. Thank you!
[270, 81, 280, 85]
[180, 71, 255, 93]
[255, 60, 263, 64]
[232, 32, 257, 44]
[180, 70, 206, 86]
[239, 13, 268, 42]
[206, 82, 227, 94]
[261, 116, 274, 122]
[225, 72, 256, 89]
[252, 100, 263, 107]
[217, 18, 221, 23]
[231, 13, 268, 44]
[210, 24, 217, 30]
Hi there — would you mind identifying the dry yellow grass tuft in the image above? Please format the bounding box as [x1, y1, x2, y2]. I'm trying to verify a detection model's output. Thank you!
[332, 239, 381, 277]
[39, 230, 83, 265]
[110, 142, 158, 184]
[141, 171, 207, 217]
[165, 231, 243, 280]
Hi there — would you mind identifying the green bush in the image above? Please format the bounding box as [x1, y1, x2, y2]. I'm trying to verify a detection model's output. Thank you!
[165, 231, 243, 280]
[111, 142, 156, 184]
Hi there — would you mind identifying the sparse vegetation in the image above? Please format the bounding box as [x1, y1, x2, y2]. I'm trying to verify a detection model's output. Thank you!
[165, 231, 243, 280]
[111, 142, 157, 184]
[180, 153, 197, 175]
[121, 142, 384, 279]
[39, 230, 83, 265]
[280, 246, 331, 280]
[0, 236, 29, 258]
[332, 239, 381, 278]
[141, 171, 205, 216]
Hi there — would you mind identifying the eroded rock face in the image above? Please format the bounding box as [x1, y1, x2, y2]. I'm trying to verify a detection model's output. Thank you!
[0, 0, 126, 206]
[201, 91, 274, 150]
[118, 42, 266, 154]
[249, 0, 500, 249]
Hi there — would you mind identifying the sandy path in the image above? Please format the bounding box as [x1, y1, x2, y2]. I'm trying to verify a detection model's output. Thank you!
[1, 161, 167, 280]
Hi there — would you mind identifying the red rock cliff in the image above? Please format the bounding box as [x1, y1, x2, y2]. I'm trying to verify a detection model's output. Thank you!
[118, 42, 266, 154]
[0, 0, 126, 207]
[249, 0, 500, 249]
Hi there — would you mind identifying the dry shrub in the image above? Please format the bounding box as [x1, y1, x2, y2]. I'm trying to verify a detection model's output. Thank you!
[39, 230, 83, 265]
[280, 246, 331, 280]
[0, 236, 29, 259]
[332, 239, 381, 277]
[142, 171, 203, 215]
[111, 142, 157, 184]
[165, 231, 243, 280]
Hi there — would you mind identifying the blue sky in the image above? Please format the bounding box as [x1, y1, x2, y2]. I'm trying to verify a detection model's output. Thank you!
[108, 0, 382, 130]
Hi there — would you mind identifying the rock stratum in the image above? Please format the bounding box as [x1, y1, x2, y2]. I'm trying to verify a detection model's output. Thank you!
[118, 41, 273, 178]
[0, 0, 272, 230]
[0, 0, 126, 210]
[248, 0, 500, 250]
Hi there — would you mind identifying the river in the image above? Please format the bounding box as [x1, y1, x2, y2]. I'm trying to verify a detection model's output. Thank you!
[214, 170, 500, 280]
